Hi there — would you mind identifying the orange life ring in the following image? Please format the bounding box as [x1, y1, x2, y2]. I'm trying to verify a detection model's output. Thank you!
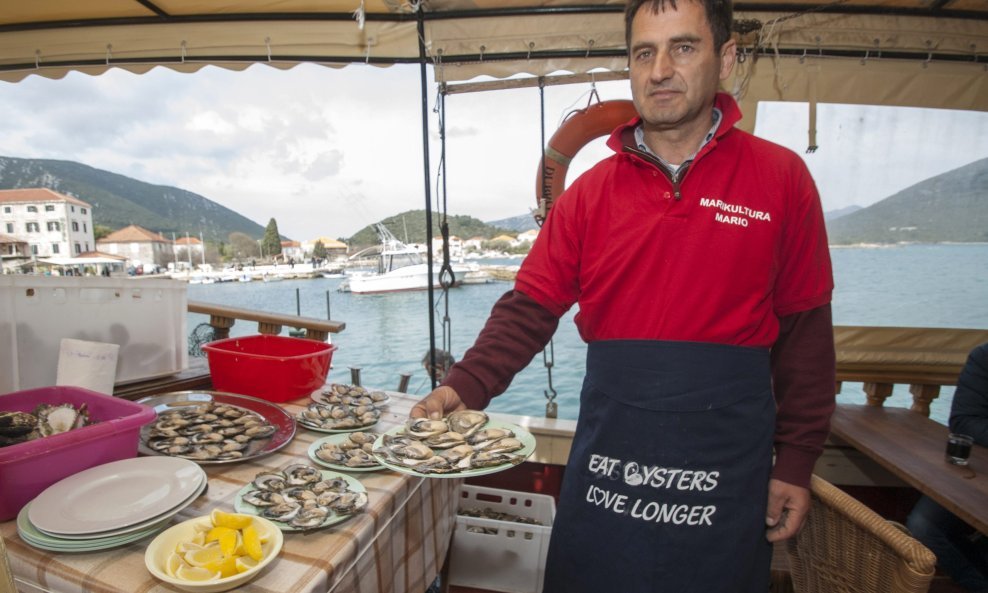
[535, 99, 638, 225]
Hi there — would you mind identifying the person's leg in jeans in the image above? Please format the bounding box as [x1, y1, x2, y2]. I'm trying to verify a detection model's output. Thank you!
[907, 495, 988, 591]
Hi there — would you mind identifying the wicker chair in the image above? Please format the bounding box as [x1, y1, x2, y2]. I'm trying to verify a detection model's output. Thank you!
[787, 475, 937, 593]
[0, 533, 16, 593]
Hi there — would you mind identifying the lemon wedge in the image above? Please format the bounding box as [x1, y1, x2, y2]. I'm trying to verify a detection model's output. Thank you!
[211, 509, 254, 530]
[241, 524, 264, 562]
[166, 551, 187, 578]
[185, 543, 224, 567]
[176, 540, 204, 554]
[203, 555, 239, 579]
[235, 556, 259, 574]
[175, 565, 222, 582]
[205, 526, 239, 557]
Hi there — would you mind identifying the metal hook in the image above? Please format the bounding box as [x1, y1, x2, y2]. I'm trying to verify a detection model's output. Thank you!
[180, 40, 187, 63]
[527, 41, 535, 60]
[585, 38, 595, 59]
[799, 48, 807, 64]
[923, 51, 932, 69]
[479, 45, 485, 62]
[265, 37, 272, 62]
[860, 50, 869, 66]
[105, 44, 112, 65]
[34, 49, 40, 69]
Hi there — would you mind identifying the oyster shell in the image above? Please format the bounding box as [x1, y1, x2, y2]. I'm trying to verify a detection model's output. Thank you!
[0, 411, 38, 438]
[35, 403, 90, 437]
[446, 410, 488, 438]
[404, 418, 449, 438]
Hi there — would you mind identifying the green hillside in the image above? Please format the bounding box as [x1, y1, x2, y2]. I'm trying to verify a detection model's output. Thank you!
[0, 156, 264, 243]
[348, 210, 518, 250]
[827, 157, 988, 244]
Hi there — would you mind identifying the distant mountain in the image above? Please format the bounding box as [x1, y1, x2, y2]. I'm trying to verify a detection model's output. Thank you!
[347, 210, 518, 251]
[826, 157, 988, 244]
[487, 213, 540, 233]
[0, 156, 264, 243]
[824, 205, 862, 222]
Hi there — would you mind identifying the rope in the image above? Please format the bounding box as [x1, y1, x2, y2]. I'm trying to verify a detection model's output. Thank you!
[434, 86, 454, 388]
[537, 78, 558, 419]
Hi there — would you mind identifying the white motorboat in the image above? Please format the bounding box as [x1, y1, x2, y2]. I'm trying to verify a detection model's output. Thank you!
[346, 224, 472, 294]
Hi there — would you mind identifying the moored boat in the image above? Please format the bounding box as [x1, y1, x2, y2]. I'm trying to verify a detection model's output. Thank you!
[346, 224, 474, 294]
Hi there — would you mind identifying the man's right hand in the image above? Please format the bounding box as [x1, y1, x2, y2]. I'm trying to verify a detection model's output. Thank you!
[410, 386, 466, 419]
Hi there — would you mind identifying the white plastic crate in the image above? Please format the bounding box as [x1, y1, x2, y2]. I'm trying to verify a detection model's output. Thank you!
[448, 485, 555, 593]
[0, 276, 188, 393]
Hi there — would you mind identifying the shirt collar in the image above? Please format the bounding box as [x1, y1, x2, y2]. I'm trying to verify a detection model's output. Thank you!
[634, 107, 722, 173]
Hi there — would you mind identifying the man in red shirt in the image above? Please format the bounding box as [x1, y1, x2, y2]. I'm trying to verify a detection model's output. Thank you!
[413, 1, 835, 590]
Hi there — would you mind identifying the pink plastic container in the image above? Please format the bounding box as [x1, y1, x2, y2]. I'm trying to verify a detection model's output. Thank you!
[0, 386, 156, 521]
[203, 334, 336, 403]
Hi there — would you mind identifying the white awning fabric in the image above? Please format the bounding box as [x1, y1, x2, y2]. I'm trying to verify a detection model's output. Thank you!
[0, 1, 984, 115]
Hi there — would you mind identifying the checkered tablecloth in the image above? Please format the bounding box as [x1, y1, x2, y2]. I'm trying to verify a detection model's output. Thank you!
[1, 390, 460, 593]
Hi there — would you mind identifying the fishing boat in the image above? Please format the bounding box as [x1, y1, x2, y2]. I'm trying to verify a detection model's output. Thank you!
[0, 2, 985, 593]
[343, 224, 473, 294]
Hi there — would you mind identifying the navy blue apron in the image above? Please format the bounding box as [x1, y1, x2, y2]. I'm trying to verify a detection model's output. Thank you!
[543, 340, 775, 593]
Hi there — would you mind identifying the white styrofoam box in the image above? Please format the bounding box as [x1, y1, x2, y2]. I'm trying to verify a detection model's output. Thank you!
[448, 485, 555, 593]
[0, 276, 188, 393]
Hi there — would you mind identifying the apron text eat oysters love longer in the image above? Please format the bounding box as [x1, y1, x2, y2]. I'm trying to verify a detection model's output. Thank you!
[543, 340, 775, 593]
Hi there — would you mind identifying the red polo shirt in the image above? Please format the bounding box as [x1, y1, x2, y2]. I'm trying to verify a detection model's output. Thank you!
[515, 93, 833, 347]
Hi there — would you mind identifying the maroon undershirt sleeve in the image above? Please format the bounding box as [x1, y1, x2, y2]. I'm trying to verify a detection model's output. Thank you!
[441, 289, 560, 411]
[769, 303, 836, 488]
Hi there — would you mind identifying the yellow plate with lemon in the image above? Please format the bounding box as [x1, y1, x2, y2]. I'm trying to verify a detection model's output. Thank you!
[145, 510, 283, 593]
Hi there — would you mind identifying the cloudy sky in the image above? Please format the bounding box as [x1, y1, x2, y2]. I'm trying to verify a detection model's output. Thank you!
[0, 63, 986, 241]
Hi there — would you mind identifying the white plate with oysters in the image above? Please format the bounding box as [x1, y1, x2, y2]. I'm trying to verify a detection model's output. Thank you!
[371, 411, 536, 478]
[308, 432, 384, 472]
[233, 464, 368, 532]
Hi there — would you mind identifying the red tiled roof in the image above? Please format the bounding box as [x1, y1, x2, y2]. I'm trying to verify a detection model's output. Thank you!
[78, 250, 127, 261]
[174, 236, 202, 245]
[0, 188, 91, 207]
[97, 224, 171, 243]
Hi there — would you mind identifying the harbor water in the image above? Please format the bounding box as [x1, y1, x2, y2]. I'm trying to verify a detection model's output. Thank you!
[188, 243, 988, 424]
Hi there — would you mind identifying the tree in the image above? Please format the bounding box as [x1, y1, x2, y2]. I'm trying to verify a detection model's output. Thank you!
[312, 240, 327, 260]
[262, 218, 282, 259]
[228, 232, 260, 260]
[93, 224, 114, 240]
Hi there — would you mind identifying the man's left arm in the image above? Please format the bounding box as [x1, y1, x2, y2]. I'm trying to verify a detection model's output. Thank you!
[766, 303, 836, 541]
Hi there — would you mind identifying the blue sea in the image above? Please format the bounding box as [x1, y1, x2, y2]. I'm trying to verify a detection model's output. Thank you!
[188, 243, 988, 425]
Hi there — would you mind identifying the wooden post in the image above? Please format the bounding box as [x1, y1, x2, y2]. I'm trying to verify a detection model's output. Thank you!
[305, 329, 329, 342]
[863, 382, 894, 407]
[257, 322, 282, 335]
[208, 315, 235, 340]
[909, 384, 940, 417]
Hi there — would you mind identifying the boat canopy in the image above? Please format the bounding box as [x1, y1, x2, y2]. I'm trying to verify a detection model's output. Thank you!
[0, 1, 985, 124]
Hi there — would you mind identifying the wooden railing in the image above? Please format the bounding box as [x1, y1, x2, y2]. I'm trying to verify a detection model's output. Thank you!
[833, 326, 988, 416]
[187, 300, 345, 342]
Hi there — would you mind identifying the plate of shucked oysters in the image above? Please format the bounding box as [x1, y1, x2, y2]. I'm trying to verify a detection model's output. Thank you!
[234, 464, 368, 532]
[371, 410, 535, 478]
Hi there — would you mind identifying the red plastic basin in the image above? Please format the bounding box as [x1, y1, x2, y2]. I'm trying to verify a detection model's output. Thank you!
[202, 334, 336, 403]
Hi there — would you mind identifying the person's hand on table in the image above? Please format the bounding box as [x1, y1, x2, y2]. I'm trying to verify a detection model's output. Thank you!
[411, 386, 466, 419]
[765, 478, 811, 542]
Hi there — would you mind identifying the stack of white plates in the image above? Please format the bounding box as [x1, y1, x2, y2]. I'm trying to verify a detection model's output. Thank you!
[18, 457, 207, 552]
